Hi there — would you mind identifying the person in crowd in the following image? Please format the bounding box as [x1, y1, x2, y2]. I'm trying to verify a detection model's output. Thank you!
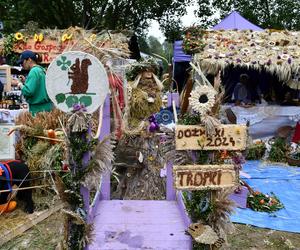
[16, 50, 53, 116]
[281, 91, 297, 106]
[233, 73, 260, 106]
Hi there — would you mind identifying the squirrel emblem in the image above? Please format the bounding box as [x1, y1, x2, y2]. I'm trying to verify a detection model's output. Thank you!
[68, 58, 92, 94]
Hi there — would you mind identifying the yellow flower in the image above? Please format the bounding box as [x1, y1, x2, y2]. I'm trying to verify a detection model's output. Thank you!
[38, 33, 44, 42]
[15, 32, 24, 41]
[61, 34, 69, 42]
[61, 33, 72, 42]
[34, 34, 39, 42]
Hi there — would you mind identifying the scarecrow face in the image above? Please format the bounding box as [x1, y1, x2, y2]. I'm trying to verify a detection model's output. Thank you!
[142, 71, 153, 79]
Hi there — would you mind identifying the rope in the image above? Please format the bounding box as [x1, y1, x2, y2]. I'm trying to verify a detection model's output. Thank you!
[0, 185, 49, 193]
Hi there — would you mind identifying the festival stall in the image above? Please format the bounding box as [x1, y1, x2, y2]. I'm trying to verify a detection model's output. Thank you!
[182, 27, 300, 139]
[0, 27, 131, 248]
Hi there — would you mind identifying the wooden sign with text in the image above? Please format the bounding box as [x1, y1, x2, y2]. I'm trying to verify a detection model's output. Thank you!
[13, 39, 74, 64]
[173, 165, 237, 190]
[175, 124, 247, 151]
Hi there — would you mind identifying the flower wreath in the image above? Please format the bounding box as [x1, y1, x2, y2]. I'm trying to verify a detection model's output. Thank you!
[189, 85, 216, 115]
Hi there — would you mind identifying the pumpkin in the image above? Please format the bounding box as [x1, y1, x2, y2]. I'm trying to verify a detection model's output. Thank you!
[47, 129, 57, 144]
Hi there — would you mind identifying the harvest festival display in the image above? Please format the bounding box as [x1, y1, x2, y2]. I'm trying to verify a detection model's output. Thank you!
[0, 26, 131, 249]
[162, 63, 247, 249]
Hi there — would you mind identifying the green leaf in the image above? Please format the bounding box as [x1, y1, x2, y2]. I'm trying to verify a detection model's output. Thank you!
[79, 96, 92, 107]
[61, 65, 67, 71]
[56, 60, 62, 66]
[66, 95, 79, 108]
[55, 93, 66, 104]
[61, 56, 67, 62]
[66, 60, 71, 66]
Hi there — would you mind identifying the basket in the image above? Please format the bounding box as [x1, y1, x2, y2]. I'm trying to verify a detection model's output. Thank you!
[286, 153, 300, 166]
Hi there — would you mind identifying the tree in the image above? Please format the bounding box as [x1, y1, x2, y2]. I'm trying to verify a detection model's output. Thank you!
[0, 0, 193, 34]
[196, 0, 300, 30]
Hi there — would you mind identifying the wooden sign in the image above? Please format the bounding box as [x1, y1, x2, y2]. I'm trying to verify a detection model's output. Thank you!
[175, 124, 247, 150]
[13, 39, 74, 64]
[173, 165, 237, 190]
[46, 51, 109, 113]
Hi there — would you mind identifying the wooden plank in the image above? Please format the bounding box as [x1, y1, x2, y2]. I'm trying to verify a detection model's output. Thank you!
[175, 124, 247, 150]
[173, 164, 238, 190]
[90, 200, 191, 250]
[0, 203, 64, 246]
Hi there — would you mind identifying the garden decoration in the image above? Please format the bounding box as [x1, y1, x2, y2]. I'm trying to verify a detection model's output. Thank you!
[46, 51, 109, 114]
[162, 65, 247, 249]
[1, 26, 130, 65]
[183, 27, 300, 82]
[125, 59, 163, 130]
[45, 51, 114, 249]
[111, 59, 167, 200]
[247, 190, 284, 213]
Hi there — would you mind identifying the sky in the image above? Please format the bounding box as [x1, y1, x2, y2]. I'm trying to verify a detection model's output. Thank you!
[147, 3, 198, 42]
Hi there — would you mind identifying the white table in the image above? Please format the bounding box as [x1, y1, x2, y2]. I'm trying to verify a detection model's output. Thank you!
[0, 109, 26, 123]
[222, 104, 300, 139]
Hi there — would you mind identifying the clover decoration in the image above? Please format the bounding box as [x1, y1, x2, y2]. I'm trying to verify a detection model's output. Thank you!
[56, 56, 71, 70]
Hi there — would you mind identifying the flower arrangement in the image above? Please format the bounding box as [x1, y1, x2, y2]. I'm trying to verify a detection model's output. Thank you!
[126, 58, 159, 81]
[246, 140, 266, 160]
[182, 26, 206, 54]
[268, 137, 288, 162]
[247, 191, 284, 213]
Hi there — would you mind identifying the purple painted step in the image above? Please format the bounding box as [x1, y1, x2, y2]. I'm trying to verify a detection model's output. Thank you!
[89, 200, 192, 250]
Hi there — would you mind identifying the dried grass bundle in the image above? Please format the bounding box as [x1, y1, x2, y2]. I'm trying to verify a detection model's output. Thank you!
[82, 136, 115, 190]
[208, 189, 236, 234]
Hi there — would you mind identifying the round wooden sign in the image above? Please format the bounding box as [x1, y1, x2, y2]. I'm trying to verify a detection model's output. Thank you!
[46, 51, 109, 113]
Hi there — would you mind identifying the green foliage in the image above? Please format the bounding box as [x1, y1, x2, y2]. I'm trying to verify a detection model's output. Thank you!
[246, 143, 266, 160]
[196, 0, 300, 30]
[268, 138, 288, 162]
[197, 150, 209, 164]
[247, 191, 284, 212]
[79, 96, 92, 107]
[66, 95, 79, 108]
[183, 190, 212, 223]
[55, 93, 66, 104]
[126, 58, 160, 81]
[0, 0, 192, 35]
[178, 113, 201, 125]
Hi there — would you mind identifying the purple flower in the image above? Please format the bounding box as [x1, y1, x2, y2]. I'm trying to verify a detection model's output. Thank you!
[288, 58, 292, 64]
[73, 103, 81, 111]
[277, 55, 281, 59]
[232, 154, 245, 165]
[267, 59, 272, 65]
[236, 58, 241, 63]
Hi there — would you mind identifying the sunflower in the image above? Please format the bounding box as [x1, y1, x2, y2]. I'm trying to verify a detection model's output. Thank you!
[15, 32, 24, 41]
[34, 34, 39, 42]
[38, 33, 44, 42]
[189, 85, 216, 115]
[34, 33, 44, 42]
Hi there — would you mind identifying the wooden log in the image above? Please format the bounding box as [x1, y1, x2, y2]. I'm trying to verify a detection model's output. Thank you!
[0, 203, 64, 246]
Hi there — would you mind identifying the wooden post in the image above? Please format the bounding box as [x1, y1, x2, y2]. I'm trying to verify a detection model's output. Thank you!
[166, 92, 179, 201]
[99, 96, 111, 200]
